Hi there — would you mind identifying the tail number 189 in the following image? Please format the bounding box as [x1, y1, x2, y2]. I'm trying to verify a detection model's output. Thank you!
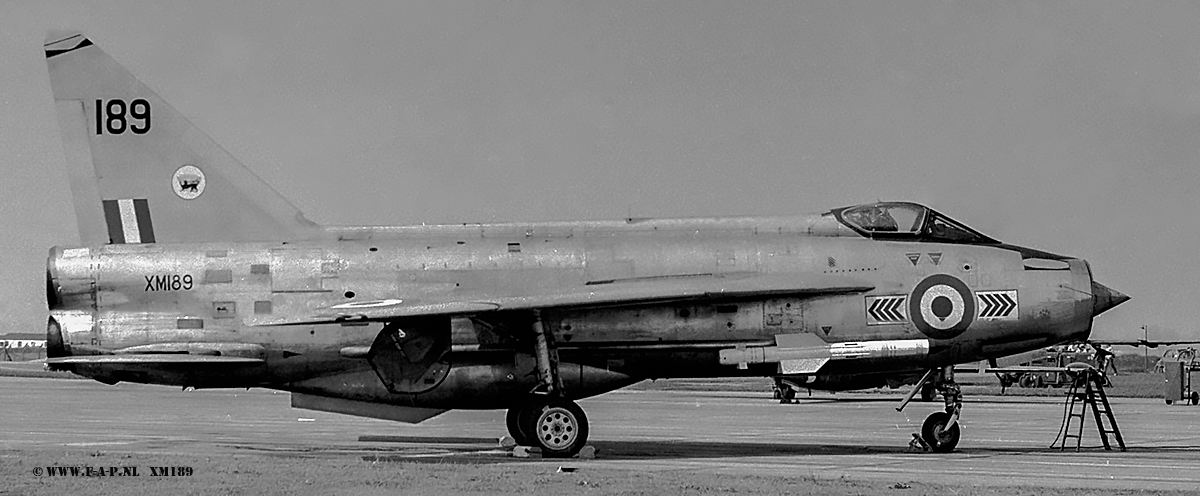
[95, 98, 151, 135]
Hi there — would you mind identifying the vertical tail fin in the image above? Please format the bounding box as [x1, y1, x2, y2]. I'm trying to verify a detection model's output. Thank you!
[44, 33, 321, 245]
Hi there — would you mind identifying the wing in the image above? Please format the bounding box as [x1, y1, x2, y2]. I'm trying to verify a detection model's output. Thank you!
[1088, 339, 1200, 349]
[251, 272, 875, 326]
[985, 364, 1094, 375]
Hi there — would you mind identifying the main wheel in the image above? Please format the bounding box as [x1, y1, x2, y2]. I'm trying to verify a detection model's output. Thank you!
[505, 407, 536, 446]
[921, 411, 960, 453]
[524, 399, 589, 458]
[1191, 391, 1199, 406]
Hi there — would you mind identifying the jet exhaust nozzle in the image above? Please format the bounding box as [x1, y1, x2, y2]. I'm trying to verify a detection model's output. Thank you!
[1091, 281, 1129, 317]
[46, 316, 69, 358]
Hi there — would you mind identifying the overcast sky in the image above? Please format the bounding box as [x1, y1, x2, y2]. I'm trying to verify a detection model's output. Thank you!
[2, 1, 1197, 342]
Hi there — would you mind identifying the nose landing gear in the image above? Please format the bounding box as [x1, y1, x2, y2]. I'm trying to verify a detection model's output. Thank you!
[923, 377, 962, 452]
[899, 365, 963, 453]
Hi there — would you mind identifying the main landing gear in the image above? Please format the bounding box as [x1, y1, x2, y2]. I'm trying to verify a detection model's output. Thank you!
[506, 398, 590, 457]
[773, 377, 801, 403]
[899, 365, 963, 453]
[504, 312, 590, 458]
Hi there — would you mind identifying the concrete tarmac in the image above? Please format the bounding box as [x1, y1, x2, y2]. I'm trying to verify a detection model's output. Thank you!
[3, 377, 1199, 491]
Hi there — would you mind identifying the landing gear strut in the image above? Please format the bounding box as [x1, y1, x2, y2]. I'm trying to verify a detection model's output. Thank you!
[773, 377, 799, 403]
[899, 365, 963, 453]
[504, 312, 590, 457]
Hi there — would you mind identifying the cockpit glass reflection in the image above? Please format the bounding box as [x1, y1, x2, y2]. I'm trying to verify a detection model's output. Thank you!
[836, 202, 995, 244]
[841, 204, 925, 233]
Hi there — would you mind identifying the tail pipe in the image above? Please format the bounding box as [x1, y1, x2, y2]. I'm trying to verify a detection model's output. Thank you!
[45, 246, 98, 367]
[46, 316, 68, 358]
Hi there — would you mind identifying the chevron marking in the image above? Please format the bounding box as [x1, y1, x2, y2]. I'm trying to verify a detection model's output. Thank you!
[866, 295, 907, 325]
[976, 290, 1018, 320]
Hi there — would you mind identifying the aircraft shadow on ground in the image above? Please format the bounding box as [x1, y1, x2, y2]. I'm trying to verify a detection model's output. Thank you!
[578, 441, 1200, 459]
[588, 439, 910, 458]
[762, 396, 1079, 405]
[356, 435, 1200, 462]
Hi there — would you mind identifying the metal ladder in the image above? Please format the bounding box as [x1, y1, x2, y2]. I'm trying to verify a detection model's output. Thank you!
[1058, 369, 1125, 451]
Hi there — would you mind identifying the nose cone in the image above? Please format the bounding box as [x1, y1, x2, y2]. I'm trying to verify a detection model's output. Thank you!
[1091, 281, 1129, 317]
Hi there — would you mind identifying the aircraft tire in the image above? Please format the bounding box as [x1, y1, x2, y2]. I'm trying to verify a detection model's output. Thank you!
[921, 411, 960, 453]
[527, 399, 589, 458]
[505, 407, 534, 446]
[1191, 391, 1199, 406]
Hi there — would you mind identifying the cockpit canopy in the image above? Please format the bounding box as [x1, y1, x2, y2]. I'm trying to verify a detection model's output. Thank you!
[832, 202, 997, 244]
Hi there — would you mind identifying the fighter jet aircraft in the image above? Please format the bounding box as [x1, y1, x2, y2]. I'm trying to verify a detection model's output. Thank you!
[41, 33, 1128, 455]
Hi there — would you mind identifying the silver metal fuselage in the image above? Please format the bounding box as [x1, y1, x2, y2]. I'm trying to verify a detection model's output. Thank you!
[47, 212, 1096, 409]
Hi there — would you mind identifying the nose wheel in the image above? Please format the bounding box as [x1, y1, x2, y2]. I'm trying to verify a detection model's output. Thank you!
[901, 366, 963, 452]
[921, 369, 963, 452]
[921, 411, 961, 452]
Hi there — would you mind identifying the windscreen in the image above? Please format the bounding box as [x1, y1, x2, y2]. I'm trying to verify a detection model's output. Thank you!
[840, 203, 926, 233]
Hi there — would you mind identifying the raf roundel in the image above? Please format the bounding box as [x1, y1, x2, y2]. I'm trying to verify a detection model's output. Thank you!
[171, 165, 206, 200]
[908, 274, 975, 340]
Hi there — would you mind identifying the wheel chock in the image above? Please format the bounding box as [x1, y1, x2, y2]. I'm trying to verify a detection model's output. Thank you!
[512, 446, 541, 458]
[908, 433, 930, 452]
[498, 436, 517, 448]
[511, 445, 594, 458]
[576, 446, 596, 459]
